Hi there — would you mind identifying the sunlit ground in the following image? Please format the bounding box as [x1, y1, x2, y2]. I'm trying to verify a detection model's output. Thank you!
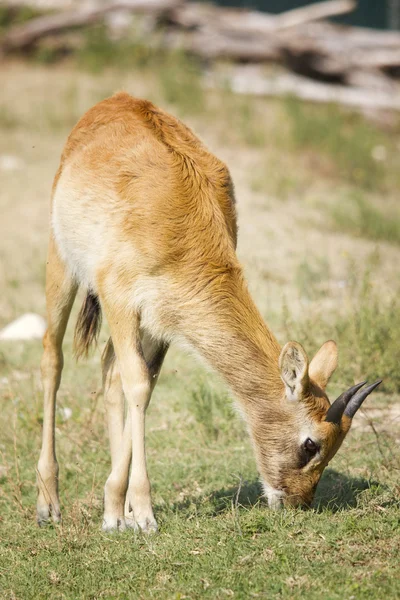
[0, 58, 399, 599]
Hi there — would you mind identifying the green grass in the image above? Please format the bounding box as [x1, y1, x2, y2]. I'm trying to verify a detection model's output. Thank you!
[0, 339, 399, 600]
[334, 278, 400, 393]
[0, 5, 42, 33]
[188, 382, 238, 442]
[78, 30, 206, 116]
[0, 105, 20, 130]
[230, 99, 268, 148]
[157, 51, 205, 116]
[76, 24, 161, 73]
[284, 97, 397, 191]
[295, 256, 330, 299]
[1, 491, 399, 599]
[287, 262, 400, 394]
[328, 192, 400, 246]
[0, 84, 90, 134]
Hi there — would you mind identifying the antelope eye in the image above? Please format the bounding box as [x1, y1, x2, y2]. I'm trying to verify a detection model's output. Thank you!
[299, 438, 320, 468]
[304, 438, 319, 455]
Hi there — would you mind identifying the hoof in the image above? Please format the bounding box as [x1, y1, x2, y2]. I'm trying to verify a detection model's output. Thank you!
[37, 504, 61, 527]
[137, 517, 158, 534]
[102, 515, 127, 533]
[124, 515, 139, 531]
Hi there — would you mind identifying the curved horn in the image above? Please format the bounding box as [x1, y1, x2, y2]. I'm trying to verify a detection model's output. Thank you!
[344, 379, 382, 419]
[325, 381, 367, 425]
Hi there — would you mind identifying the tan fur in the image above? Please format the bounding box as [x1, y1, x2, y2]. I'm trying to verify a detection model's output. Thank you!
[309, 340, 338, 390]
[37, 93, 362, 529]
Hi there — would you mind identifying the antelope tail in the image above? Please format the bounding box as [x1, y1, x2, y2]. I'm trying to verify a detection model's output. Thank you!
[74, 291, 102, 360]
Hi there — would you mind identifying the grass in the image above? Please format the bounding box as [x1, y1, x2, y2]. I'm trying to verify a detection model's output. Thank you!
[333, 275, 400, 393]
[0, 105, 20, 130]
[295, 256, 330, 299]
[0, 5, 42, 33]
[157, 51, 205, 116]
[76, 24, 163, 74]
[0, 59, 400, 599]
[0, 339, 399, 599]
[77, 24, 205, 118]
[0, 85, 83, 134]
[283, 96, 399, 192]
[328, 192, 400, 246]
[188, 382, 238, 442]
[287, 261, 400, 394]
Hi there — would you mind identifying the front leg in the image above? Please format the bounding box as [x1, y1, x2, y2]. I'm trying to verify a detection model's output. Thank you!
[126, 403, 158, 533]
[104, 377, 155, 533]
[125, 332, 168, 532]
[103, 399, 155, 534]
[102, 357, 154, 533]
[100, 295, 161, 533]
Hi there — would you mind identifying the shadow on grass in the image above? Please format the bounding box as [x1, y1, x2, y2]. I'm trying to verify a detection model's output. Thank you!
[313, 469, 397, 511]
[208, 469, 378, 514]
[313, 468, 373, 511]
[167, 469, 387, 517]
[209, 479, 263, 514]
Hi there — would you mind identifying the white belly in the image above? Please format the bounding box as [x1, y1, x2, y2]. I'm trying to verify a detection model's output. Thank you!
[52, 168, 112, 291]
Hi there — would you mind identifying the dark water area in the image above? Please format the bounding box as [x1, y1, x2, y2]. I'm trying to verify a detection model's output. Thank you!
[214, 0, 399, 31]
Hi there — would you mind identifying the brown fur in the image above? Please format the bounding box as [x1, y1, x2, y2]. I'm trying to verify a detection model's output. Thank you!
[36, 93, 368, 530]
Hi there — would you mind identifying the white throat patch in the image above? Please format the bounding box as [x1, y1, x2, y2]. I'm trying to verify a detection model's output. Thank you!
[262, 480, 286, 510]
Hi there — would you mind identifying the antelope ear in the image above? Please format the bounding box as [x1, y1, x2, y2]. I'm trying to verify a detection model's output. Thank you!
[279, 342, 309, 401]
[309, 340, 338, 390]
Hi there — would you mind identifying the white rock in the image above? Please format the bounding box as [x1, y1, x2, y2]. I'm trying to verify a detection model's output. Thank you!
[59, 407, 72, 421]
[0, 155, 25, 171]
[0, 313, 46, 341]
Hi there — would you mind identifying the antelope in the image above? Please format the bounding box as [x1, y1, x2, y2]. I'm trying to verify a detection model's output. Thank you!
[37, 92, 381, 533]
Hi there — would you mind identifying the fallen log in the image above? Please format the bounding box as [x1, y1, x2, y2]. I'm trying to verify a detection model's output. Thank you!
[0, 0, 359, 54]
[0, 0, 182, 52]
[167, 29, 281, 62]
[2, 0, 400, 106]
[352, 48, 400, 71]
[299, 22, 400, 49]
[224, 67, 400, 111]
[166, 4, 400, 82]
[264, 0, 356, 31]
[168, 0, 356, 34]
[166, 21, 400, 88]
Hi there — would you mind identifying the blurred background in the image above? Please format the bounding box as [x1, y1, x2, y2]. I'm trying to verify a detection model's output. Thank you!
[1, 0, 399, 387]
[217, 0, 399, 30]
[0, 3, 399, 596]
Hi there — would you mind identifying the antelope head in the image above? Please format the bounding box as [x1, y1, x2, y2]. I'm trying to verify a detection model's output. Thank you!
[256, 340, 382, 509]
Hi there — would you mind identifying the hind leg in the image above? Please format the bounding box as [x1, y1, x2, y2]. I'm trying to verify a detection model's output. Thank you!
[37, 236, 77, 525]
[102, 338, 125, 467]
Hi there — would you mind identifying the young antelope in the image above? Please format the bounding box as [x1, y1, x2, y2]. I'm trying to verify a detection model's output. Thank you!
[37, 93, 381, 532]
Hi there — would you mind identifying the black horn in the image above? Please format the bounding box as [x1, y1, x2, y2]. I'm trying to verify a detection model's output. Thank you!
[325, 381, 367, 425]
[344, 379, 382, 419]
